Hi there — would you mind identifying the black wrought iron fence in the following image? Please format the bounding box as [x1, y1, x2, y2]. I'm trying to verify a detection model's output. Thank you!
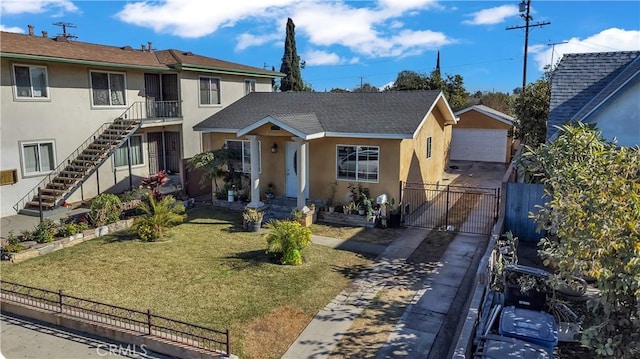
[402, 183, 499, 235]
[0, 280, 230, 355]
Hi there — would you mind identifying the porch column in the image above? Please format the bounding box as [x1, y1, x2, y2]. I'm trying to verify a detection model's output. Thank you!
[246, 135, 264, 209]
[294, 137, 308, 209]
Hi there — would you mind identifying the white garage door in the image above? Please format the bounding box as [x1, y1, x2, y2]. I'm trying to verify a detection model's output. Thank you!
[450, 129, 508, 162]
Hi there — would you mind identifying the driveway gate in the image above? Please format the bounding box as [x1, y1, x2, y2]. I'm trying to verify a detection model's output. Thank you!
[401, 182, 499, 235]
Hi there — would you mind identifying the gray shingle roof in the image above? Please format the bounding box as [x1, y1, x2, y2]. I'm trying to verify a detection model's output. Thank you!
[0, 31, 281, 77]
[548, 51, 640, 139]
[194, 91, 447, 138]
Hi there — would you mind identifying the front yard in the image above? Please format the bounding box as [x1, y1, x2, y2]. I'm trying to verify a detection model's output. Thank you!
[0, 207, 372, 359]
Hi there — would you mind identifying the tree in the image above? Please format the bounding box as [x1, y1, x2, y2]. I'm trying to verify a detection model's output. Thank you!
[518, 123, 640, 358]
[279, 18, 304, 92]
[353, 82, 379, 93]
[391, 70, 429, 91]
[480, 92, 514, 115]
[514, 75, 550, 145]
[329, 88, 350, 93]
[390, 69, 469, 111]
[442, 73, 469, 112]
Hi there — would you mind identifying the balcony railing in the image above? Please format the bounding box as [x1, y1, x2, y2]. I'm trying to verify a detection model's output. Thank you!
[145, 100, 181, 119]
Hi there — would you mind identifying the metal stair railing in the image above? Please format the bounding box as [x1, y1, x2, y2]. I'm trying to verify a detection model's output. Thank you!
[13, 102, 146, 212]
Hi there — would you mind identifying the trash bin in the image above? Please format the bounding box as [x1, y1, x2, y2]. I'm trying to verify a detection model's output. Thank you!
[503, 264, 549, 311]
[479, 334, 551, 359]
[499, 306, 558, 355]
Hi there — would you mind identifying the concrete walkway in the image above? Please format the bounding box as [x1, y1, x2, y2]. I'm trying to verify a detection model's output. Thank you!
[285, 229, 485, 359]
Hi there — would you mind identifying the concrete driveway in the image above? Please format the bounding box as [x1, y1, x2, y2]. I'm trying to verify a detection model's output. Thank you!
[442, 160, 509, 188]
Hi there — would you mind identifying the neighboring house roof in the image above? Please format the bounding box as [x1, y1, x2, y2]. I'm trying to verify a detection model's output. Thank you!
[548, 51, 640, 139]
[194, 91, 458, 140]
[454, 104, 516, 126]
[0, 30, 282, 77]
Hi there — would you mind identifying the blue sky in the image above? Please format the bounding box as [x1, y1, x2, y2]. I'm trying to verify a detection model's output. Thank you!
[2, 0, 639, 93]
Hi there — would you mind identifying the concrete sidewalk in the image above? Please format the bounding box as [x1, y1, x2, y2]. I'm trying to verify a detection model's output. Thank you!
[284, 229, 485, 359]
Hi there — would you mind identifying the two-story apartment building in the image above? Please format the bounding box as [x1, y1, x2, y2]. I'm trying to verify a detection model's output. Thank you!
[0, 28, 281, 217]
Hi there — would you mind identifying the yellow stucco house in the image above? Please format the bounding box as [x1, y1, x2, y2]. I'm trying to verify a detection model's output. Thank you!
[193, 91, 458, 209]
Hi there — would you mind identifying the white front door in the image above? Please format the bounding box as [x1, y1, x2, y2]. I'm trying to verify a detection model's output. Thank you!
[285, 141, 309, 198]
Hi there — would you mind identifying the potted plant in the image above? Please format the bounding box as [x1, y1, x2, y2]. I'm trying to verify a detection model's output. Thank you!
[326, 181, 337, 212]
[265, 183, 275, 200]
[243, 208, 264, 232]
[388, 198, 402, 228]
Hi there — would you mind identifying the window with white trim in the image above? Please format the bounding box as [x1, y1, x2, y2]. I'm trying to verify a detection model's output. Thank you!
[114, 135, 143, 167]
[13, 64, 49, 99]
[226, 140, 261, 173]
[199, 76, 221, 105]
[20, 140, 56, 176]
[244, 79, 256, 95]
[336, 145, 379, 182]
[90, 71, 126, 106]
[426, 136, 433, 159]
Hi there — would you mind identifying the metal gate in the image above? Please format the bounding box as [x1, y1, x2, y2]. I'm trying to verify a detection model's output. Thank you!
[401, 182, 499, 235]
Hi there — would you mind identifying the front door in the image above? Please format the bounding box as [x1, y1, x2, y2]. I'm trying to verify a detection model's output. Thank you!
[285, 142, 309, 198]
[148, 131, 180, 173]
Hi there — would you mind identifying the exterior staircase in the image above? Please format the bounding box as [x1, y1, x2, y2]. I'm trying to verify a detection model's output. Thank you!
[14, 102, 146, 216]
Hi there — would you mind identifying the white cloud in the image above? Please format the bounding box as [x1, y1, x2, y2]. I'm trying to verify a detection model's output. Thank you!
[531, 28, 640, 70]
[235, 32, 280, 51]
[116, 0, 300, 38]
[302, 50, 344, 66]
[0, 0, 78, 15]
[463, 5, 519, 25]
[0, 25, 25, 33]
[115, 0, 453, 61]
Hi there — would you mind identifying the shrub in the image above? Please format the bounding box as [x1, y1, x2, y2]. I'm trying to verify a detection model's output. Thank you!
[133, 194, 186, 242]
[264, 220, 312, 265]
[89, 193, 122, 226]
[58, 218, 89, 237]
[33, 219, 57, 243]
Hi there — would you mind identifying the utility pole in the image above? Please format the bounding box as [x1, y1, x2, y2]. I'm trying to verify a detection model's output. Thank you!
[548, 41, 568, 70]
[506, 0, 550, 94]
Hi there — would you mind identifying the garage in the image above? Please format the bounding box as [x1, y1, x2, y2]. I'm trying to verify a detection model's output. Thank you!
[451, 105, 515, 163]
[450, 128, 508, 162]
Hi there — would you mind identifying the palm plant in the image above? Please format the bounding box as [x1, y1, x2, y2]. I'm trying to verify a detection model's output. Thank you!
[134, 194, 186, 241]
[265, 220, 312, 265]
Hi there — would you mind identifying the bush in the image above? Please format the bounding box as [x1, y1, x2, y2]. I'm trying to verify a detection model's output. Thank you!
[89, 193, 122, 226]
[264, 220, 312, 265]
[58, 218, 89, 237]
[33, 219, 57, 243]
[133, 194, 186, 242]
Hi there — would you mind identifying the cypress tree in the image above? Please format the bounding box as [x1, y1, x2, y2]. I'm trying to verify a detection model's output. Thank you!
[279, 18, 303, 92]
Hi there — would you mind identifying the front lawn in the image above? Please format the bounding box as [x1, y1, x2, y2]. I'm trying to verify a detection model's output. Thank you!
[0, 207, 372, 359]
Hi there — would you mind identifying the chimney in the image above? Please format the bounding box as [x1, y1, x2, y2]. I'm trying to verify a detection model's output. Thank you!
[56, 35, 68, 42]
[42, 31, 48, 38]
[147, 41, 153, 52]
[141, 44, 146, 51]
[28, 25, 34, 36]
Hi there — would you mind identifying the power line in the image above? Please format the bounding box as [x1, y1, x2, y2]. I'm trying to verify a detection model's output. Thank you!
[506, 0, 550, 93]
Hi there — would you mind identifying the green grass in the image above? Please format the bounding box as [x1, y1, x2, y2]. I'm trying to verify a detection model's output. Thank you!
[1, 207, 372, 359]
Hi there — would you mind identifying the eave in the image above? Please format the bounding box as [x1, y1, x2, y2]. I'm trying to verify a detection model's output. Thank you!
[0, 52, 172, 72]
[172, 63, 284, 79]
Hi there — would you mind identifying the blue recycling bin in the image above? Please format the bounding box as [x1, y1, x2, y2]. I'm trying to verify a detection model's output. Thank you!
[499, 306, 558, 355]
[479, 334, 551, 359]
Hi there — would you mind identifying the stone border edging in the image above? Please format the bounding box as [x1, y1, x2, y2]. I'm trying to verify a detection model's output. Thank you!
[9, 218, 135, 263]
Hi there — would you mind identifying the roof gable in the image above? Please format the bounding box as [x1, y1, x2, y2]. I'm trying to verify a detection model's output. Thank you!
[454, 105, 515, 126]
[548, 51, 640, 139]
[194, 91, 455, 139]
